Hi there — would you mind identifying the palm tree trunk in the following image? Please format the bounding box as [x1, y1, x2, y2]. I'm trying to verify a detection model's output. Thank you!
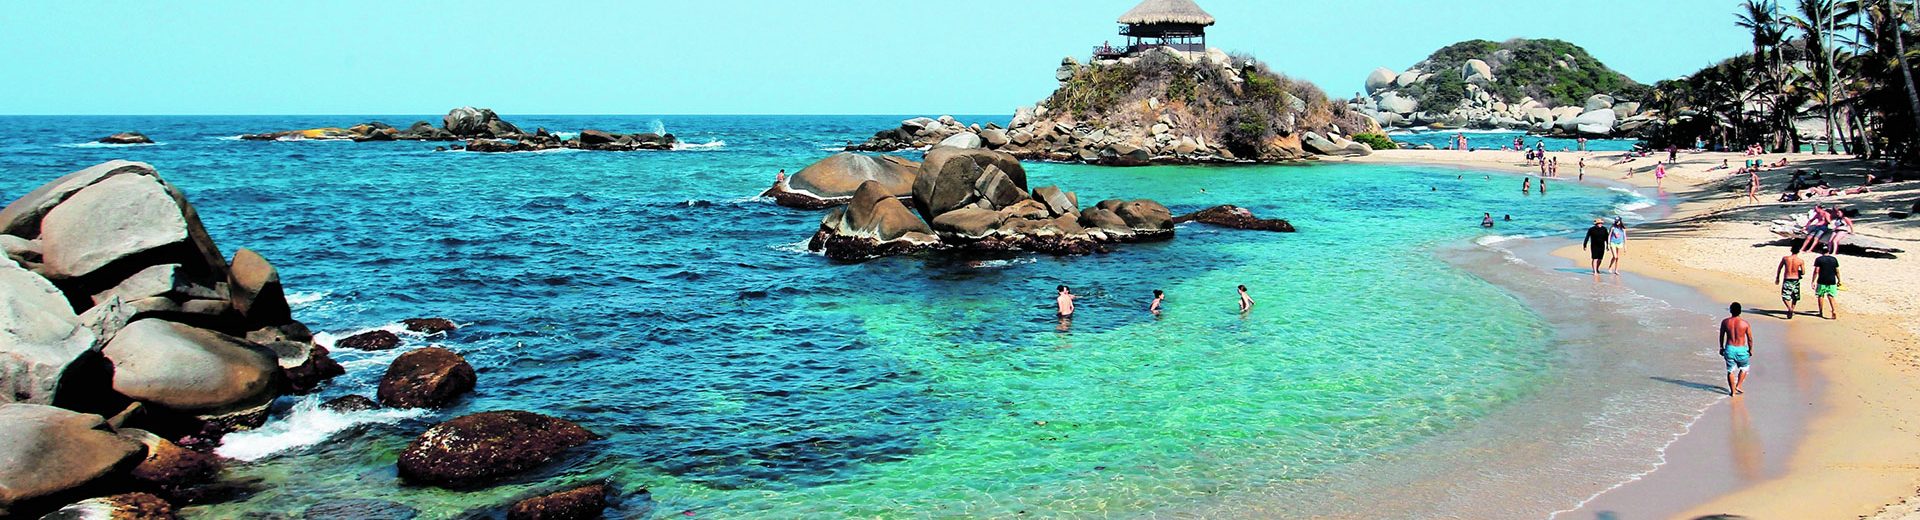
[1894, 0, 1920, 158]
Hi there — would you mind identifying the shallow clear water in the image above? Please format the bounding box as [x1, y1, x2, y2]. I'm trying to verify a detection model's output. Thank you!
[0, 116, 1652, 518]
[1388, 128, 1640, 153]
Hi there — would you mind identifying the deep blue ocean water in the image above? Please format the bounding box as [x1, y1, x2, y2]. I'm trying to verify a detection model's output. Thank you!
[0, 116, 1657, 518]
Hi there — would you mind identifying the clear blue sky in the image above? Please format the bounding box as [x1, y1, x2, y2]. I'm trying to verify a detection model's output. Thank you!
[0, 1, 1754, 115]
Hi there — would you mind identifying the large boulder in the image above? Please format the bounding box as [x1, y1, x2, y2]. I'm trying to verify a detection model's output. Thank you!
[1584, 94, 1616, 113]
[336, 329, 401, 351]
[1571, 108, 1618, 136]
[1377, 92, 1418, 115]
[227, 249, 290, 324]
[0, 160, 155, 239]
[117, 428, 221, 498]
[90, 264, 223, 309]
[1110, 200, 1174, 234]
[929, 208, 1008, 239]
[837, 181, 932, 241]
[980, 128, 1010, 147]
[396, 410, 596, 489]
[910, 147, 1028, 220]
[442, 107, 496, 136]
[1394, 70, 1422, 87]
[1, 259, 98, 406]
[100, 319, 280, 416]
[376, 347, 476, 409]
[937, 132, 983, 150]
[1365, 67, 1397, 93]
[1463, 59, 1494, 82]
[36, 173, 227, 282]
[0, 404, 144, 513]
[778, 153, 920, 207]
[1174, 205, 1296, 232]
[1032, 186, 1078, 217]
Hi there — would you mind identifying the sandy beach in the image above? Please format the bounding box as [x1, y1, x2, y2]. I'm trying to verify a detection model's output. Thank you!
[1348, 147, 1920, 518]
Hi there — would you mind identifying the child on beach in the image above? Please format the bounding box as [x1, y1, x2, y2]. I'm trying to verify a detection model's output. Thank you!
[1720, 302, 1755, 396]
[1237, 285, 1253, 313]
[1655, 162, 1667, 187]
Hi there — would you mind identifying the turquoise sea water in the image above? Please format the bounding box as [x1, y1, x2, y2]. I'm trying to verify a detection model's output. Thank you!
[0, 116, 1656, 518]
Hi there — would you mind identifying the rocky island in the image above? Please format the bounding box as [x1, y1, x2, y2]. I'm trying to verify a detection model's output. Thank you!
[239, 106, 678, 153]
[1351, 38, 1659, 137]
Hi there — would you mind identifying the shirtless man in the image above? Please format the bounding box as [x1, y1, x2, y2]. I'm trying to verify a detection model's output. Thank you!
[1720, 302, 1755, 396]
[1237, 285, 1253, 313]
[1775, 244, 1806, 319]
[1056, 285, 1076, 319]
[1149, 289, 1164, 315]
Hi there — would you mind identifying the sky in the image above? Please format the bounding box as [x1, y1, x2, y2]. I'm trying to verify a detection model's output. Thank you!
[0, 1, 1756, 115]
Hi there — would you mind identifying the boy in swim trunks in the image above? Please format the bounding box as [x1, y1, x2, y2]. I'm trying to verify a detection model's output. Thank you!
[1720, 302, 1755, 396]
[1775, 243, 1805, 319]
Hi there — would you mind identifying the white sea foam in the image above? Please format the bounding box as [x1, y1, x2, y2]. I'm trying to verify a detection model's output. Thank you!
[674, 140, 726, 151]
[215, 396, 428, 462]
[57, 141, 162, 149]
[971, 258, 1037, 269]
[772, 238, 818, 255]
[1473, 234, 1531, 246]
[285, 290, 329, 307]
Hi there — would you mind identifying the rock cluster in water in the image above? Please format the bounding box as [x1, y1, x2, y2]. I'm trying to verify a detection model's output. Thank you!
[239, 106, 677, 153]
[0, 161, 612, 517]
[98, 132, 154, 145]
[849, 48, 1384, 165]
[0, 160, 344, 516]
[800, 147, 1175, 260]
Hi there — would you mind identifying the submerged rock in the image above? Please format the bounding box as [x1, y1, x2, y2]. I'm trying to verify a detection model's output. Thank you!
[376, 347, 476, 409]
[99, 132, 155, 145]
[319, 394, 380, 413]
[40, 492, 176, 520]
[396, 411, 596, 489]
[335, 329, 400, 351]
[400, 317, 457, 335]
[507, 482, 610, 520]
[301, 498, 418, 520]
[117, 428, 222, 500]
[1174, 205, 1297, 232]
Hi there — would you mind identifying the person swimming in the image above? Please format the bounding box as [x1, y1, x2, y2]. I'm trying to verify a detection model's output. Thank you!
[1149, 289, 1164, 315]
[1237, 285, 1253, 313]
[1482, 213, 1495, 228]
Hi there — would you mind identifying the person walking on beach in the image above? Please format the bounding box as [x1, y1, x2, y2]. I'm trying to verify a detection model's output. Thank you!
[1775, 244, 1806, 319]
[1606, 218, 1626, 274]
[1583, 218, 1610, 275]
[1654, 162, 1667, 188]
[1237, 285, 1253, 313]
[1578, 157, 1586, 181]
[1747, 169, 1761, 203]
[1056, 285, 1076, 319]
[1149, 289, 1164, 315]
[1720, 302, 1755, 396]
[1811, 246, 1841, 319]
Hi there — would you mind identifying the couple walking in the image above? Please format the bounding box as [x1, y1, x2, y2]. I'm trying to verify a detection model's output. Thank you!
[1582, 218, 1628, 275]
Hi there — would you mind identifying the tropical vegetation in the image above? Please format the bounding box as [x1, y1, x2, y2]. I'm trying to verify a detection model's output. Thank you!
[1642, 0, 1920, 162]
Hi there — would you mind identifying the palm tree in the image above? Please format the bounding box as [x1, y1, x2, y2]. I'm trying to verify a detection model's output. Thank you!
[1890, 0, 1920, 148]
[1738, 0, 1795, 151]
[1791, 0, 1848, 153]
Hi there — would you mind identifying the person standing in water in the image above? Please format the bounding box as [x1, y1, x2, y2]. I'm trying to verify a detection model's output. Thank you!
[1056, 285, 1076, 319]
[1149, 289, 1164, 315]
[1522, 177, 1532, 194]
[1720, 302, 1755, 396]
[1583, 218, 1610, 275]
[1811, 246, 1841, 319]
[1606, 218, 1626, 274]
[1482, 213, 1495, 228]
[1540, 177, 1548, 194]
[1237, 285, 1253, 313]
[1775, 243, 1806, 319]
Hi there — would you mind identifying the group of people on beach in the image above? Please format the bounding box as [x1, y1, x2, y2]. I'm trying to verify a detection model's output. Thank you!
[1053, 284, 1253, 324]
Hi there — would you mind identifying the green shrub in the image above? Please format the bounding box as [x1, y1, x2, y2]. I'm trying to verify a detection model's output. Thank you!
[1350, 132, 1398, 150]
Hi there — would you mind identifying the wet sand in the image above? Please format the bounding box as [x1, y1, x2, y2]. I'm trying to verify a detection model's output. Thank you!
[1349, 148, 1920, 518]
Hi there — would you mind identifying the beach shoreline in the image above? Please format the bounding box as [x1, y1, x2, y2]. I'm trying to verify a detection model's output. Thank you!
[1348, 148, 1920, 518]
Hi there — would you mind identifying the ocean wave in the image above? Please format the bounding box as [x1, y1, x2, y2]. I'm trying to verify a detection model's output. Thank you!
[971, 257, 1037, 269]
[215, 396, 428, 462]
[1473, 234, 1532, 246]
[674, 140, 726, 151]
[772, 238, 818, 255]
[285, 290, 329, 307]
[57, 141, 163, 149]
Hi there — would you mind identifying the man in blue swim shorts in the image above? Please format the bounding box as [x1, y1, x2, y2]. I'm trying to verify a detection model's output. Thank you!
[1719, 302, 1755, 396]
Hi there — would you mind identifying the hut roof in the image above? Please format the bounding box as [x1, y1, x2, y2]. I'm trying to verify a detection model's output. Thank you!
[1117, 0, 1215, 26]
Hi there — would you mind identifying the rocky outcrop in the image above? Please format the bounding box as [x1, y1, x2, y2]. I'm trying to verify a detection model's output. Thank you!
[99, 132, 155, 145]
[507, 482, 610, 520]
[849, 48, 1379, 164]
[101, 319, 280, 417]
[376, 347, 476, 409]
[0, 404, 144, 514]
[0, 258, 97, 406]
[1174, 205, 1296, 232]
[239, 107, 681, 153]
[1351, 39, 1654, 137]
[227, 249, 289, 325]
[806, 147, 1175, 260]
[762, 153, 921, 209]
[396, 411, 596, 489]
[117, 428, 221, 501]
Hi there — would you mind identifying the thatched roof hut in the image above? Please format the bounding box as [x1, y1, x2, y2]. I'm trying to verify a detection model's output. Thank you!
[1116, 0, 1215, 26]
[1095, 0, 1213, 59]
